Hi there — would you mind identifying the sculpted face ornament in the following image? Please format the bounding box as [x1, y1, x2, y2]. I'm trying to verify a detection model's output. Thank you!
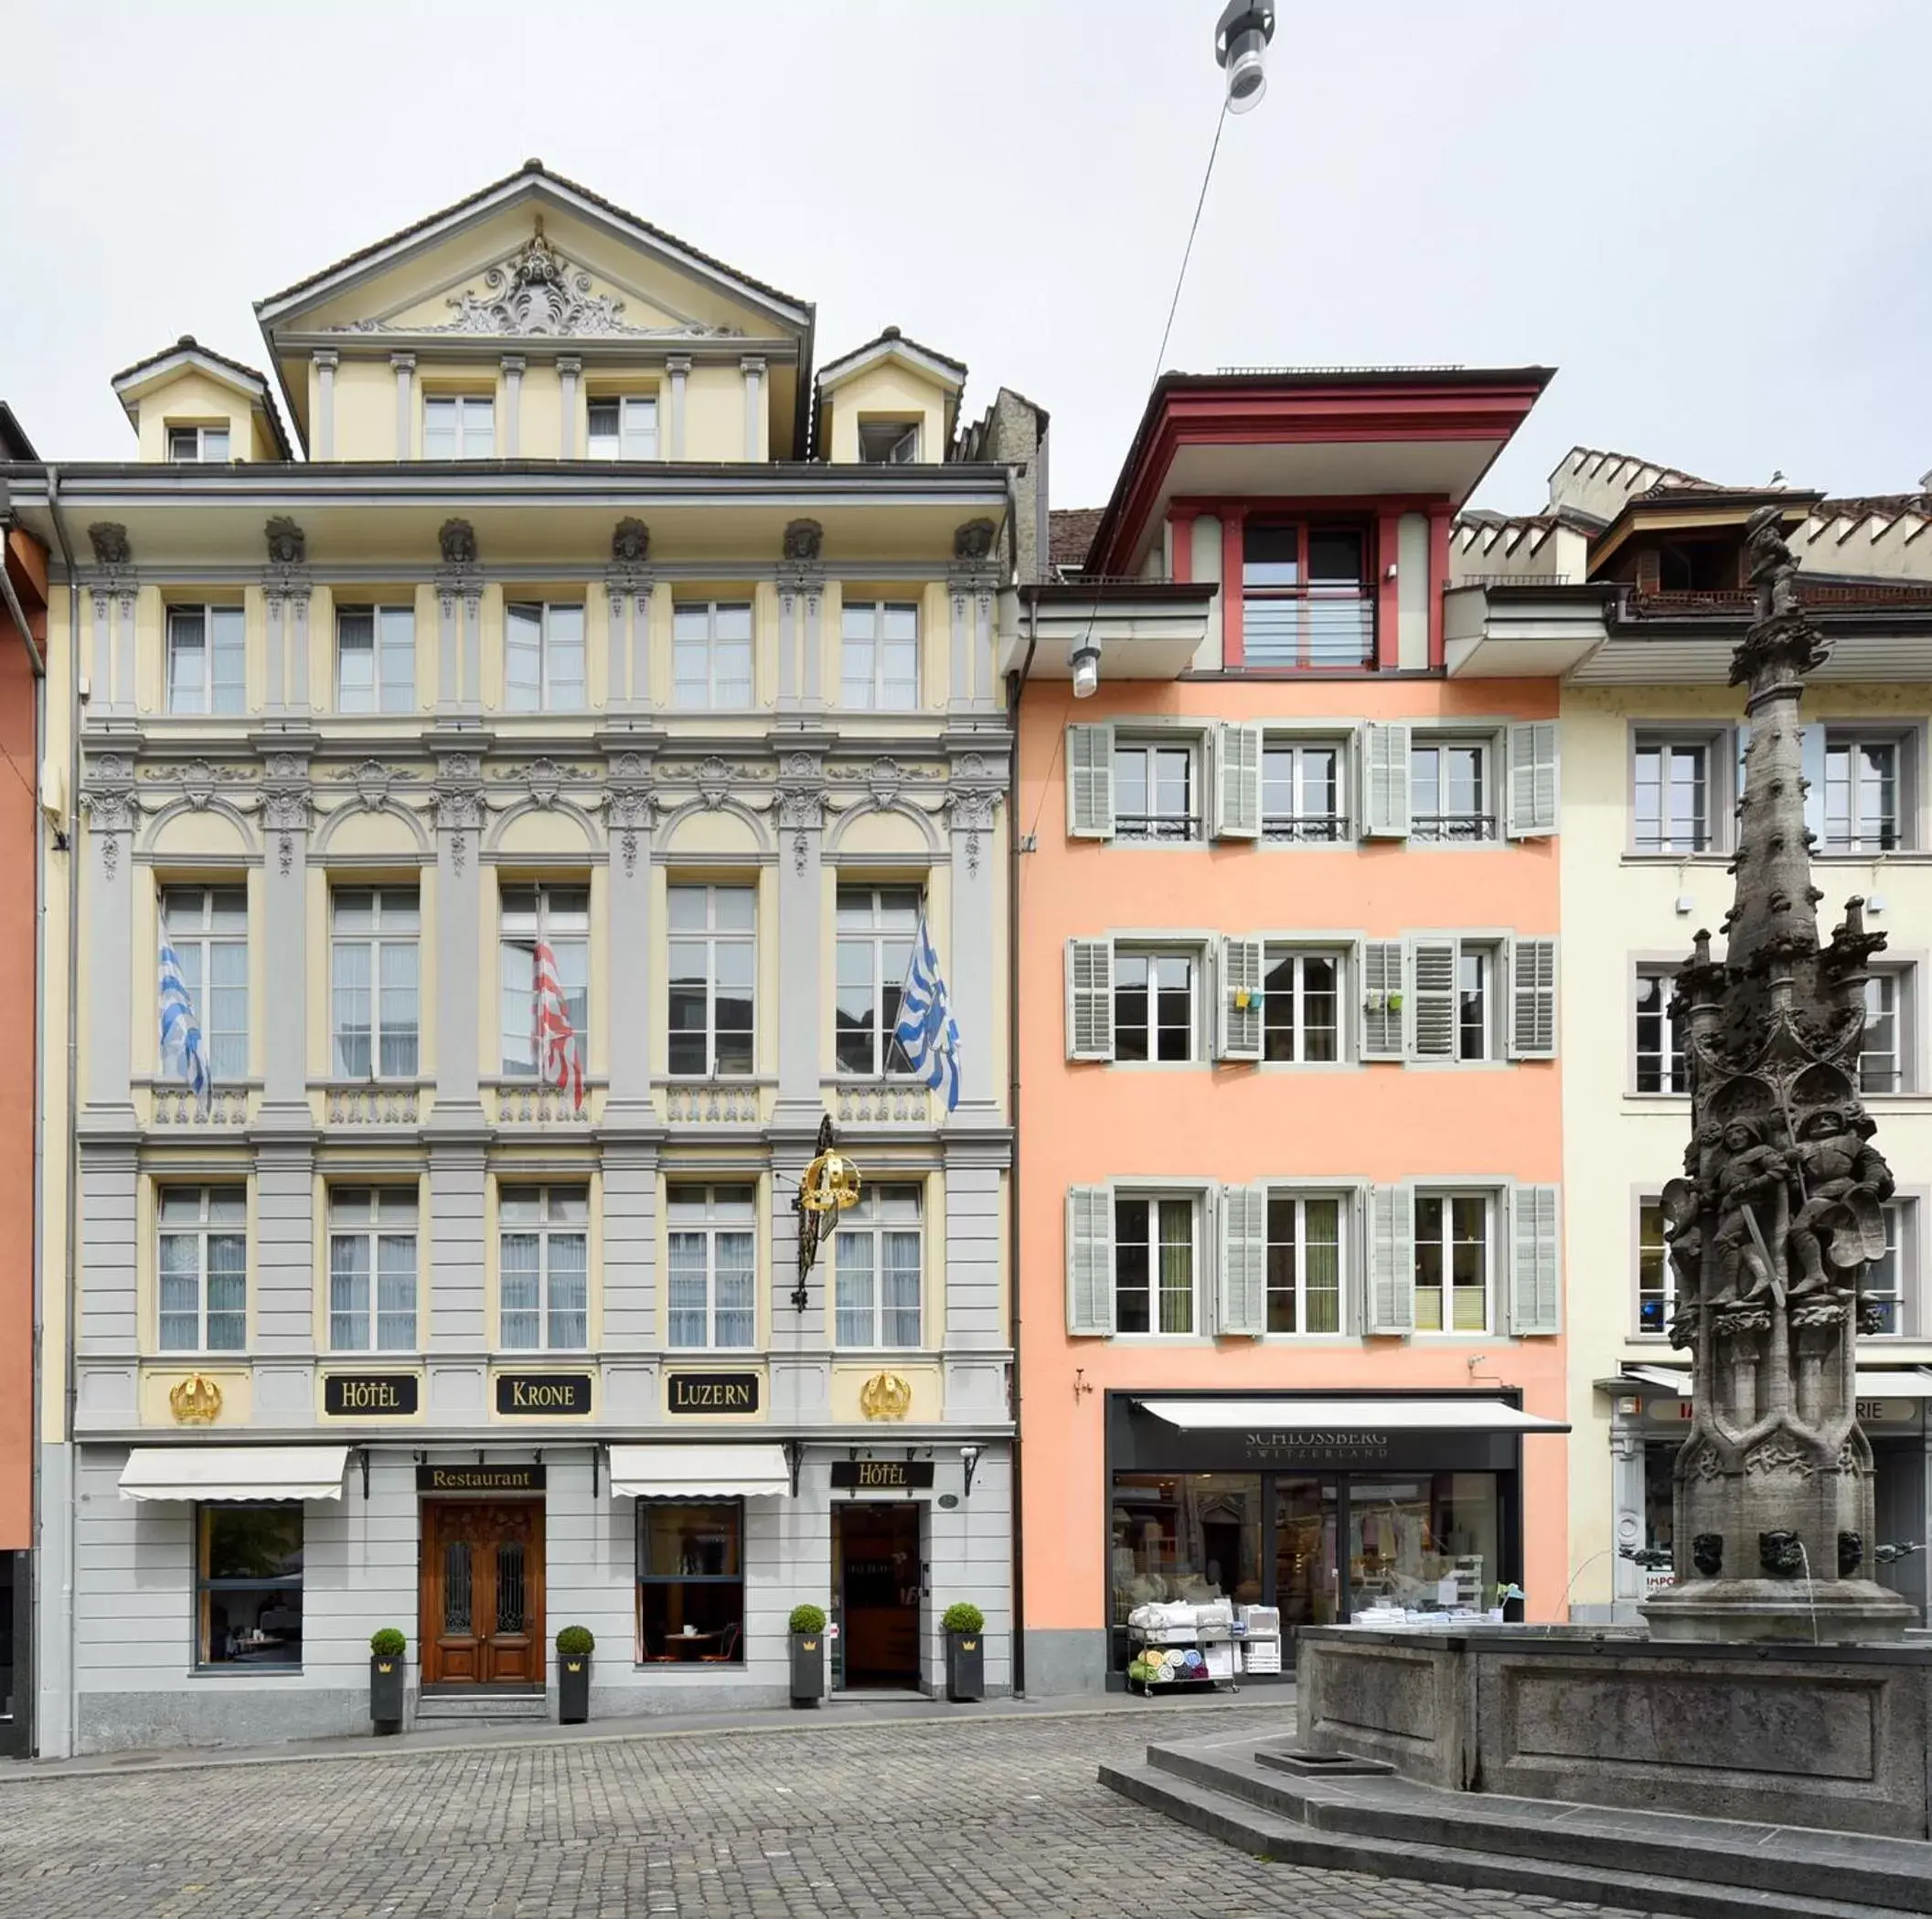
[611, 517, 651, 566]
[263, 517, 306, 568]
[1759, 1530, 1807, 1578]
[1691, 1533, 1724, 1578]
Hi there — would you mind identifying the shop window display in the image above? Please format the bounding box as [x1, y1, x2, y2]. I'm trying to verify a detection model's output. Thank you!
[1346, 1474, 1500, 1615]
[1110, 1473, 1262, 1620]
[196, 1506, 304, 1668]
[637, 1502, 745, 1663]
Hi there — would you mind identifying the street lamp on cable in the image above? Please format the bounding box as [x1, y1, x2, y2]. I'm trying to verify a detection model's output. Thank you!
[1070, 641, 1101, 698]
[1215, 0, 1276, 114]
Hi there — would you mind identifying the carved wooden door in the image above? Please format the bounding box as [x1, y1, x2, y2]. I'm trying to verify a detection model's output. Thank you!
[422, 1500, 544, 1684]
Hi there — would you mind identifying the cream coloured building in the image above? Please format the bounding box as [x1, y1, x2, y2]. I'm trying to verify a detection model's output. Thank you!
[9, 163, 1040, 1754]
[1452, 451, 1932, 1623]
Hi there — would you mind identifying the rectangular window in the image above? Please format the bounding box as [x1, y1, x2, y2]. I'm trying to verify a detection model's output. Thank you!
[587, 394, 658, 460]
[328, 1188, 418, 1351]
[1457, 946, 1492, 1062]
[1410, 741, 1493, 842]
[1864, 1200, 1911, 1337]
[332, 889, 420, 1079]
[637, 1502, 743, 1665]
[857, 420, 921, 464]
[1633, 737, 1713, 853]
[1637, 1198, 1673, 1336]
[168, 425, 229, 464]
[159, 1185, 247, 1352]
[1266, 1193, 1343, 1334]
[672, 602, 753, 709]
[1241, 522, 1372, 668]
[1262, 741, 1347, 841]
[1634, 966, 1688, 1094]
[835, 886, 918, 1076]
[499, 886, 589, 1078]
[498, 1185, 589, 1350]
[504, 602, 586, 712]
[667, 885, 755, 1078]
[667, 1186, 756, 1349]
[161, 886, 249, 1081]
[1114, 950, 1196, 1062]
[423, 393, 495, 460]
[1114, 741, 1200, 842]
[840, 601, 920, 709]
[165, 605, 246, 715]
[1115, 1195, 1197, 1335]
[1261, 950, 1341, 1063]
[197, 1506, 302, 1669]
[1414, 1191, 1490, 1333]
[336, 605, 416, 714]
[1863, 971, 1908, 1094]
[1817, 731, 1904, 854]
[834, 1186, 923, 1348]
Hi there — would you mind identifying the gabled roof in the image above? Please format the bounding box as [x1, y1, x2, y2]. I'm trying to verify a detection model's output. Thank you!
[817, 325, 968, 391]
[1049, 506, 1105, 572]
[109, 336, 294, 460]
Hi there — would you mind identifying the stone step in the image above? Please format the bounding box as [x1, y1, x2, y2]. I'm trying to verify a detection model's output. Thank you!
[1101, 1755, 1928, 1919]
[413, 1691, 550, 1723]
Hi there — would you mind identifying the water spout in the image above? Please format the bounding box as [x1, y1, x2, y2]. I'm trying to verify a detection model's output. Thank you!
[1795, 1540, 1820, 1647]
[1559, 1547, 1618, 1618]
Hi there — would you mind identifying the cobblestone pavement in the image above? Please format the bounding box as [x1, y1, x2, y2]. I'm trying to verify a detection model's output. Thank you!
[0, 1704, 1650, 1919]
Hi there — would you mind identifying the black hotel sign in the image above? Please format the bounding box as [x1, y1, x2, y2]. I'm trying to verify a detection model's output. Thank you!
[496, 1372, 594, 1416]
[667, 1371, 762, 1414]
[417, 1465, 546, 1494]
[323, 1374, 421, 1417]
[830, 1459, 934, 1491]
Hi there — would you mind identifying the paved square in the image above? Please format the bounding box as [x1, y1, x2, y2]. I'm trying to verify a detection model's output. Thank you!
[0, 1706, 1650, 1918]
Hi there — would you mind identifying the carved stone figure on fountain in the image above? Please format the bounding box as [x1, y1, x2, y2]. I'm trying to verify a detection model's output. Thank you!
[1707, 1118, 1787, 1304]
[1786, 1106, 1892, 1299]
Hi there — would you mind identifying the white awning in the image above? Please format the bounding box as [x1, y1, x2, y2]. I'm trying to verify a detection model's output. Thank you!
[119, 1445, 351, 1502]
[1623, 1365, 1692, 1394]
[1613, 1367, 1932, 1401]
[608, 1443, 790, 1500]
[1136, 1398, 1568, 1434]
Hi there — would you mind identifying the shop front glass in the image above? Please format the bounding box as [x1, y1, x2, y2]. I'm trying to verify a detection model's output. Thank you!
[1347, 1474, 1500, 1613]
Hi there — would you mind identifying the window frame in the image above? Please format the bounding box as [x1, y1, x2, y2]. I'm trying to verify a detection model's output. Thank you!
[1863, 1198, 1916, 1338]
[158, 1183, 249, 1354]
[671, 599, 754, 709]
[834, 885, 920, 1079]
[503, 599, 587, 713]
[1264, 1189, 1348, 1336]
[1630, 730, 1724, 856]
[1239, 519, 1373, 670]
[1408, 736, 1496, 843]
[1113, 736, 1202, 843]
[1260, 946, 1347, 1064]
[839, 600, 921, 710]
[331, 887, 421, 1082]
[635, 1499, 745, 1667]
[1112, 944, 1201, 1064]
[666, 1184, 758, 1351]
[496, 1183, 590, 1352]
[1412, 1187, 1493, 1336]
[168, 424, 230, 464]
[1863, 965, 1916, 1096]
[165, 602, 247, 716]
[1636, 1193, 1675, 1338]
[335, 603, 416, 715]
[1261, 737, 1350, 842]
[498, 883, 590, 1081]
[1632, 962, 1689, 1096]
[667, 883, 757, 1080]
[422, 392, 496, 461]
[195, 1503, 304, 1673]
[1112, 1189, 1201, 1338]
[857, 419, 922, 464]
[587, 393, 659, 461]
[833, 1184, 924, 1349]
[160, 884, 249, 1082]
[327, 1186, 419, 1353]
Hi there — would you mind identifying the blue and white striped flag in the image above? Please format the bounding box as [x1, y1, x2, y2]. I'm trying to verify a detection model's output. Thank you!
[893, 912, 961, 1113]
[158, 940, 211, 1113]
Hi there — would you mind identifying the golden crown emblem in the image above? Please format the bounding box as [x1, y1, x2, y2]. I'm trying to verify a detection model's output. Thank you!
[859, 1371, 913, 1421]
[799, 1148, 861, 1216]
[168, 1373, 223, 1425]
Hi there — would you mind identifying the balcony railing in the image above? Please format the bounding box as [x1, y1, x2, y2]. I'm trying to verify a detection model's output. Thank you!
[1263, 814, 1350, 844]
[151, 1085, 250, 1126]
[1241, 590, 1374, 668]
[1115, 813, 1201, 843]
[493, 1084, 591, 1125]
[327, 1084, 422, 1125]
[1411, 813, 1497, 843]
[834, 1081, 933, 1126]
[664, 1081, 761, 1125]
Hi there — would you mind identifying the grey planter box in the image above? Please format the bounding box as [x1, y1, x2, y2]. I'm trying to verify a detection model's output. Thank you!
[558, 1653, 591, 1724]
[789, 1631, 824, 1705]
[369, 1653, 406, 1733]
[945, 1630, 984, 1702]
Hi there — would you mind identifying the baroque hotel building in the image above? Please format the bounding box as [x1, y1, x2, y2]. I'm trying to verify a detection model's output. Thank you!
[8, 164, 1036, 1752]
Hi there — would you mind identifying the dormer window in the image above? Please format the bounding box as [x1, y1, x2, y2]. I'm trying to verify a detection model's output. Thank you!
[1241, 522, 1372, 668]
[858, 420, 920, 464]
[167, 425, 229, 464]
[423, 394, 495, 461]
[587, 395, 657, 461]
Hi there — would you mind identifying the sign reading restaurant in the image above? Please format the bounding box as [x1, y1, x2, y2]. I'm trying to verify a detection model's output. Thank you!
[416, 1466, 546, 1494]
[323, 1374, 421, 1417]
[495, 1373, 594, 1416]
[667, 1371, 762, 1414]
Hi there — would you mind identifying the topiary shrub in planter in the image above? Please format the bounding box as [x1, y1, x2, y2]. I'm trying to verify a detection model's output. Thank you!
[788, 1603, 827, 1707]
[369, 1627, 408, 1734]
[556, 1625, 594, 1724]
[942, 1602, 985, 1702]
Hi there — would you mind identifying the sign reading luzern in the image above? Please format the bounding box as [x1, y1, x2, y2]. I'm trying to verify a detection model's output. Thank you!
[830, 1459, 935, 1491]
[416, 1465, 546, 1494]
[667, 1371, 762, 1414]
[495, 1373, 594, 1416]
[323, 1374, 421, 1417]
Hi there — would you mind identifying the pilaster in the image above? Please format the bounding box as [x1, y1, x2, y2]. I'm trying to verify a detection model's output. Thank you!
[426, 742, 488, 1125]
[779, 520, 826, 714]
[741, 356, 765, 461]
[557, 356, 581, 458]
[772, 751, 827, 1125]
[252, 1139, 316, 1357]
[390, 354, 415, 458]
[501, 355, 524, 457]
[434, 520, 481, 716]
[666, 356, 689, 460]
[600, 1137, 660, 1352]
[312, 350, 337, 462]
[262, 519, 312, 719]
[604, 519, 654, 713]
[602, 745, 659, 1122]
[85, 523, 135, 718]
[257, 739, 316, 1126]
[948, 522, 999, 712]
[79, 752, 137, 1125]
[944, 747, 1005, 1112]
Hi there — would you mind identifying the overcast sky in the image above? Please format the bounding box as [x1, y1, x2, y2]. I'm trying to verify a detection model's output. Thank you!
[3, 0, 1927, 513]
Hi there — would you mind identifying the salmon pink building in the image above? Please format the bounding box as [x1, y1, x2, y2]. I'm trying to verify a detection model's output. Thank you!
[1007, 369, 1574, 1694]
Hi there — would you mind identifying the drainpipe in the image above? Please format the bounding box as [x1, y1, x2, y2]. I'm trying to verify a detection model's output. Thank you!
[1005, 592, 1039, 1695]
[44, 470, 80, 1760]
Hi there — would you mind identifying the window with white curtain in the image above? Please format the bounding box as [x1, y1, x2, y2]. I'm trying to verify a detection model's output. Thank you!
[672, 602, 753, 709]
[499, 1186, 588, 1349]
[587, 395, 657, 460]
[336, 605, 416, 714]
[331, 889, 420, 1079]
[834, 1186, 922, 1347]
[667, 1186, 756, 1349]
[159, 1186, 247, 1352]
[504, 602, 586, 712]
[165, 605, 246, 715]
[667, 885, 754, 1077]
[840, 602, 919, 709]
[328, 1188, 418, 1351]
[423, 394, 495, 460]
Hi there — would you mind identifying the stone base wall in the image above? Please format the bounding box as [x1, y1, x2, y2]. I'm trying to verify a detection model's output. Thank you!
[1021, 1627, 1108, 1697]
[1297, 1624, 1932, 1839]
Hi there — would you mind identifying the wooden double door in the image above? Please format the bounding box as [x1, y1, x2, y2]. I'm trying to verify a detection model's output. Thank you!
[421, 1499, 545, 1686]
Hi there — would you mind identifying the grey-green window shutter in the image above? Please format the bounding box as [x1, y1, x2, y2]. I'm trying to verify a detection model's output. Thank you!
[1067, 724, 1115, 838]
[1216, 936, 1265, 1061]
[1405, 937, 1458, 1060]
[1213, 722, 1263, 839]
[1507, 937, 1558, 1060]
[1065, 1186, 1115, 1336]
[1509, 1182, 1562, 1335]
[1361, 721, 1412, 838]
[1066, 939, 1115, 1061]
[1361, 940, 1405, 1060]
[1506, 720, 1560, 837]
[1218, 1183, 1267, 1337]
[1367, 1183, 1415, 1334]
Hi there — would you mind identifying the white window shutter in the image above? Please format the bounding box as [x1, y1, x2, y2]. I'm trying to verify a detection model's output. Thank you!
[1405, 937, 1458, 1060]
[1361, 721, 1412, 838]
[1367, 1183, 1415, 1334]
[1067, 724, 1115, 838]
[1065, 939, 1115, 1061]
[1506, 721, 1560, 837]
[1216, 936, 1265, 1061]
[1509, 1182, 1562, 1335]
[1065, 1186, 1115, 1336]
[1360, 940, 1405, 1060]
[1213, 722, 1263, 839]
[1508, 937, 1558, 1060]
[1218, 1183, 1268, 1336]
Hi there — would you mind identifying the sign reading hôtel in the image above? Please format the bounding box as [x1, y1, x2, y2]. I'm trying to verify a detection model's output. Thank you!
[667, 1371, 762, 1414]
[323, 1374, 421, 1418]
[495, 1373, 594, 1416]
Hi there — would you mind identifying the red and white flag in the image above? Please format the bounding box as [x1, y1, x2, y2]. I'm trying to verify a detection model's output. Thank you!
[531, 940, 585, 1110]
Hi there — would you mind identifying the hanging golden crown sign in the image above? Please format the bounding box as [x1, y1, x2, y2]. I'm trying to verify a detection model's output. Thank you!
[793, 1114, 861, 1309]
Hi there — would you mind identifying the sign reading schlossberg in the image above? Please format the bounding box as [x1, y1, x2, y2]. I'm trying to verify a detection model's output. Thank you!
[1243, 1428, 1392, 1464]
[494, 1372, 594, 1416]
[323, 1374, 421, 1417]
